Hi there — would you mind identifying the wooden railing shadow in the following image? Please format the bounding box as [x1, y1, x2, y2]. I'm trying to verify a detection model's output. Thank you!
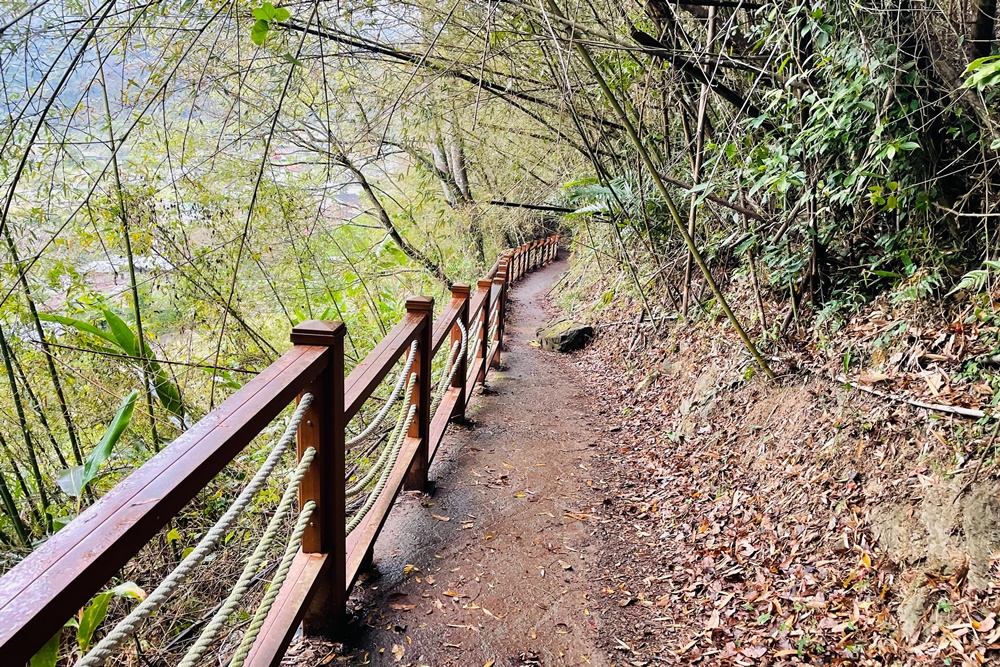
[0, 235, 559, 667]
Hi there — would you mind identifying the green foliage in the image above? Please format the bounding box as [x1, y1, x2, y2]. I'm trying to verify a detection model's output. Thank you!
[963, 56, 1000, 91]
[29, 632, 60, 667]
[57, 391, 137, 501]
[949, 260, 1000, 296]
[250, 2, 291, 45]
[40, 310, 185, 424]
[28, 582, 143, 666]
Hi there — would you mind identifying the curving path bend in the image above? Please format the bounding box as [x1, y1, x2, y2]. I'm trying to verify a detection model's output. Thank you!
[302, 253, 611, 667]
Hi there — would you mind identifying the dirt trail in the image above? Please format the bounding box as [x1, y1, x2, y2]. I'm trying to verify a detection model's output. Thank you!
[292, 254, 610, 666]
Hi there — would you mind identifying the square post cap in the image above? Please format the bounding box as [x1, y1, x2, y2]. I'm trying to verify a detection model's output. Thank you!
[450, 283, 471, 297]
[290, 320, 345, 345]
[477, 279, 492, 290]
[405, 295, 434, 312]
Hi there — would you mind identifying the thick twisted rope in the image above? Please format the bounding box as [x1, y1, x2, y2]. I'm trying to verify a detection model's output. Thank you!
[347, 341, 416, 448]
[177, 446, 316, 667]
[345, 373, 416, 499]
[466, 313, 483, 363]
[488, 316, 499, 345]
[73, 394, 314, 667]
[430, 320, 467, 418]
[345, 404, 416, 535]
[228, 499, 316, 667]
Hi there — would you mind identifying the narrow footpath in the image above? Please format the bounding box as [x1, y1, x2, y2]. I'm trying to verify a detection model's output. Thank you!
[286, 254, 610, 666]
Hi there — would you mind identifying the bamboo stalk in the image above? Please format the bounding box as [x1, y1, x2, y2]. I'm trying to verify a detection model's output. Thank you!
[682, 7, 715, 317]
[89, 13, 162, 452]
[2, 234, 84, 466]
[0, 323, 49, 532]
[0, 434, 30, 547]
[0, 431, 40, 534]
[544, 0, 775, 378]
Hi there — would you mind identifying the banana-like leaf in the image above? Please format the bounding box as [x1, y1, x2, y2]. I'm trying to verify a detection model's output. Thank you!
[103, 310, 184, 418]
[43, 309, 186, 421]
[57, 391, 137, 498]
[102, 309, 138, 357]
[77, 591, 112, 653]
[38, 313, 118, 347]
[29, 632, 60, 667]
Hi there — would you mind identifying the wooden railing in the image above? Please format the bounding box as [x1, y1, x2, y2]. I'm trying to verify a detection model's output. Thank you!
[0, 234, 560, 666]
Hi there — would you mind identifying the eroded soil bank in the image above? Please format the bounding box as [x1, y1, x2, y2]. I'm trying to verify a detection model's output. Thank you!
[574, 315, 1000, 666]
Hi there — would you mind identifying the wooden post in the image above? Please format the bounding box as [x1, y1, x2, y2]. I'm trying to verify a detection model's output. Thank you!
[404, 296, 433, 491]
[492, 263, 508, 368]
[290, 320, 346, 632]
[476, 278, 491, 384]
[450, 284, 470, 421]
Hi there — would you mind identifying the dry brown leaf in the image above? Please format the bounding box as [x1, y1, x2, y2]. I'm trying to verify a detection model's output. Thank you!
[431, 513, 450, 522]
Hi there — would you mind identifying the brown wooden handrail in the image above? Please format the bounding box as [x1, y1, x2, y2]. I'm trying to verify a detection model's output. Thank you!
[0, 234, 560, 667]
[0, 345, 332, 665]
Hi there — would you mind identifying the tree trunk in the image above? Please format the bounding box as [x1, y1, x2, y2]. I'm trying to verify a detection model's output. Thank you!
[973, 0, 997, 58]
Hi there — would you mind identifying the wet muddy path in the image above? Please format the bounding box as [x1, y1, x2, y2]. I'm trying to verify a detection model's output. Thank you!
[298, 254, 611, 666]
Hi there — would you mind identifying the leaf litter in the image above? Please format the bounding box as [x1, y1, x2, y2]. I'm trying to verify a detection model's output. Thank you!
[574, 298, 1000, 666]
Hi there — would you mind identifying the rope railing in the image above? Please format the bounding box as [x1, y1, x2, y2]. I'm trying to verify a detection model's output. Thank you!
[430, 320, 466, 419]
[346, 341, 417, 448]
[228, 499, 316, 667]
[0, 234, 561, 667]
[346, 404, 417, 535]
[345, 373, 416, 501]
[177, 445, 318, 667]
[466, 316, 483, 364]
[73, 395, 315, 667]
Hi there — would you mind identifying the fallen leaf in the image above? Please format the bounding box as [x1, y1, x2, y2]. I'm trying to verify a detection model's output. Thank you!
[391, 644, 404, 662]
[431, 513, 450, 522]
